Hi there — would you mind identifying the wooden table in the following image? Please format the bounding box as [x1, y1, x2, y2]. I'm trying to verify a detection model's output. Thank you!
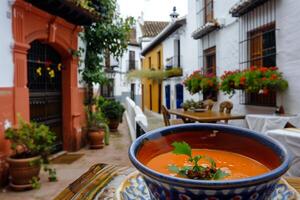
[169, 109, 245, 123]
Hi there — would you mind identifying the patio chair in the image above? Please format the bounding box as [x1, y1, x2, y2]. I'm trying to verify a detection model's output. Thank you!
[161, 105, 184, 126]
[203, 99, 215, 110]
[219, 101, 233, 124]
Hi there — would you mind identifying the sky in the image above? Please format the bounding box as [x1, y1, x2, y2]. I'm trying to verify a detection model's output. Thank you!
[117, 0, 187, 21]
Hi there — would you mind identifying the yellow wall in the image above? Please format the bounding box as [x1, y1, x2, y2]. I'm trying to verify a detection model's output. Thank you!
[142, 44, 163, 113]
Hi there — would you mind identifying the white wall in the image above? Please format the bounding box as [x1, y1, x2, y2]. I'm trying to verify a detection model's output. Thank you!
[0, 0, 14, 87]
[114, 44, 142, 99]
[187, 0, 300, 116]
[161, 0, 204, 109]
[276, 0, 300, 114]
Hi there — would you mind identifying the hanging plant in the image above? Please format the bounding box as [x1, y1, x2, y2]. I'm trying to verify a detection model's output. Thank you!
[183, 70, 219, 95]
[220, 66, 288, 96]
[127, 67, 183, 81]
[127, 69, 166, 81]
[165, 67, 183, 78]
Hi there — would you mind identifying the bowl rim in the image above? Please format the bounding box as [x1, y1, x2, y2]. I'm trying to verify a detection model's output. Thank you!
[129, 123, 291, 189]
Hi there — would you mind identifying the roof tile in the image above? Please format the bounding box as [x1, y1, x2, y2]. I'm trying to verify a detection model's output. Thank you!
[141, 21, 169, 37]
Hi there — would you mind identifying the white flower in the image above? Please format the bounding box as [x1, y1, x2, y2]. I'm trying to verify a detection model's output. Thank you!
[4, 120, 11, 130]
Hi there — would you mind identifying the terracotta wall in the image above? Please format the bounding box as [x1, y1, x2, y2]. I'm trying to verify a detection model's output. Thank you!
[0, 0, 87, 156]
[0, 88, 14, 155]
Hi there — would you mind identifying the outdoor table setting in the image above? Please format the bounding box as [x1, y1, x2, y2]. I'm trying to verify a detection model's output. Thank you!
[246, 114, 300, 134]
[168, 108, 245, 123]
[266, 128, 300, 177]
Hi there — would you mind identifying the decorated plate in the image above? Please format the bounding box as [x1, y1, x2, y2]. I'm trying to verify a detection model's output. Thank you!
[115, 171, 299, 200]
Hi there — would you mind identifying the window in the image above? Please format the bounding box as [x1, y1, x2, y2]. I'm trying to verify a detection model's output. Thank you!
[204, 47, 216, 74]
[149, 84, 152, 110]
[174, 40, 181, 67]
[203, 46, 217, 101]
[246, 23, 276, 106]
[204, 0, 214, 24]
[238, 0, 277, 106]
[249, 23, 276, 68]
[130, 83, 135, 101]
[148, 57, 152, 69]
[157, 51, 161, 69]
[129, 50, 135, 70]
[101, 79, 114, 98]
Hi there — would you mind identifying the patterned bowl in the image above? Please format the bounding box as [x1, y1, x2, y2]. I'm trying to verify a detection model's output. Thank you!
[129, 124, 291, 200]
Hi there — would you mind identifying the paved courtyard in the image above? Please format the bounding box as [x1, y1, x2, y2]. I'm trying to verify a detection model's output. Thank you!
[0, 118, 132, 200]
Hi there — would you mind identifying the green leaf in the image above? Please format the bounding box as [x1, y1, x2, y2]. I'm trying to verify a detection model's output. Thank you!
[204, 156, 216, 169]
[172, 141, 192, 157]
[213, 169, 229, 180]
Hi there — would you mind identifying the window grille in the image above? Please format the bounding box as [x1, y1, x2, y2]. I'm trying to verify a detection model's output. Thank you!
[238, 0, 277, 106]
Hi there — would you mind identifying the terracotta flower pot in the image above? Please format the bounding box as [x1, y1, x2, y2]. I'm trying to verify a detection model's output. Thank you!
[88, 129, 104, 149]
[108, 119, 120, 132]
[6, 156, 41, 191]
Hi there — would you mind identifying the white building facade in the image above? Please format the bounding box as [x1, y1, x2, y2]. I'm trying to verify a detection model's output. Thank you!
[114, 39, 142, 105]
[187, 0, 300, 115]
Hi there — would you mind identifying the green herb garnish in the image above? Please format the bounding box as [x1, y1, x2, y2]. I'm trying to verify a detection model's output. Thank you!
[168, 141, 229, 180]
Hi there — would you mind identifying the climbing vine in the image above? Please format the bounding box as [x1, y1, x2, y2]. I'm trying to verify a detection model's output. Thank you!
[79, 0, 134, 110]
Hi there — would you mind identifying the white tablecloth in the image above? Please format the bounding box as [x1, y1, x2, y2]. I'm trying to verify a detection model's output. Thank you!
[246, 114, 300, 134]
[266, 129, 300, 177]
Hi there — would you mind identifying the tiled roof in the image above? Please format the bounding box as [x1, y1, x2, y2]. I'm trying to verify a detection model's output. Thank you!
[141, 17, 186, 56]
[230, 0, 270, 17]
[128, 28, 139, 46]
[141, 21, 169, 37]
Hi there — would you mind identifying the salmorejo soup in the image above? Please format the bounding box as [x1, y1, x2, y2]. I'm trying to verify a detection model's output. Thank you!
[146, 142, 270, 180]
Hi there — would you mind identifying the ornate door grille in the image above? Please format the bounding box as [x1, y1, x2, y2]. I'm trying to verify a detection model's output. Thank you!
[27, 41, 63, 151]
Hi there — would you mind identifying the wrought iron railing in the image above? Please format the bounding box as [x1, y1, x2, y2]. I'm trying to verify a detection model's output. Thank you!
[165, 56, 182, 70]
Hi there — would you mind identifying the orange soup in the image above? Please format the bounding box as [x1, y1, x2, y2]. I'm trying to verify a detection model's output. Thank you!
[146, 149, 270, 180]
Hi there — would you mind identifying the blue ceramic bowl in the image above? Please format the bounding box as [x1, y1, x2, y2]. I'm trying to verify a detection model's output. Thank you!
[129, 124, 291, 200]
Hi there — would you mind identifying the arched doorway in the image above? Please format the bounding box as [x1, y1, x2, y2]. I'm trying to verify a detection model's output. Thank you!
[27, 41, 63, 152]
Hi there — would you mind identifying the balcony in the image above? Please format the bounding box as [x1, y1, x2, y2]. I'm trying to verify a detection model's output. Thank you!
[192, 20, 220, 39]
[127, 60, 138, 71]
[165, 56, 182, 70]
[164, 67, 183, 79]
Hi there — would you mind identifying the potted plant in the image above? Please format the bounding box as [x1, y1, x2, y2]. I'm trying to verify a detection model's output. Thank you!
[86, 110, 109, 149]
[100, 100, 125, 131]
[4, 117, 56, 190]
